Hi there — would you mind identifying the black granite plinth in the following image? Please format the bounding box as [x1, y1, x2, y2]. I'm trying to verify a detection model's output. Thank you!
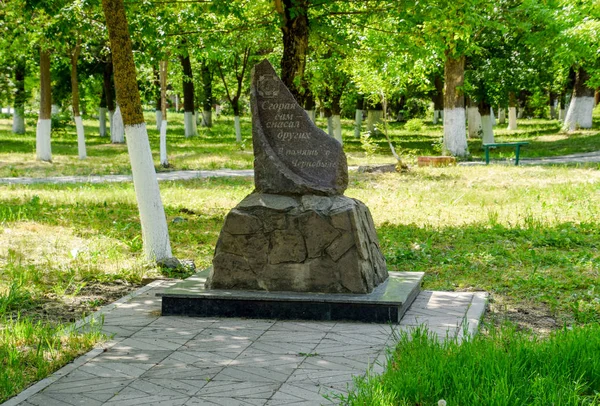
[158, 270, 423, 323]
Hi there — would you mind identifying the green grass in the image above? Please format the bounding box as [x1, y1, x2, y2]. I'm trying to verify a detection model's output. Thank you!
[342, 323, 600, 405]
[0, 108, 599, 403]
[1, 107, 599, 178]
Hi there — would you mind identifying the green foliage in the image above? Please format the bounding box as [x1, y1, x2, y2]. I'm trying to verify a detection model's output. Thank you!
[343, 324, 600, 405]
[404, 118, 424, 132]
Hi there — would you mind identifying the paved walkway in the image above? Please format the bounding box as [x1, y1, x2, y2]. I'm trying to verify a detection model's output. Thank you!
[1, 151, 598, 186]
[3, 281, 487, 406]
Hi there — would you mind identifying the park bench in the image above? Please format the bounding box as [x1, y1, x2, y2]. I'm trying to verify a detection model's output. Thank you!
[483, 142, 529, 166]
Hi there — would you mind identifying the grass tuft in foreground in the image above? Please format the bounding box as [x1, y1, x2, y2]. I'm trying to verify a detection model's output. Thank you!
[0, 315, 104, 402]
[343, 323, 600, 406]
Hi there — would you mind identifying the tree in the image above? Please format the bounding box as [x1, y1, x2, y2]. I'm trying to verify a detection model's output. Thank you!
[102, 0, 173, 261]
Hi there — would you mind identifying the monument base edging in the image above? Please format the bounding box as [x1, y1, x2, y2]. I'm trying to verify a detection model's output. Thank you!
[159, 269, 423, 323]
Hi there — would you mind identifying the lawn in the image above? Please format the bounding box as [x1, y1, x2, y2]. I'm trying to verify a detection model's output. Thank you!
[1, 109, 599, 402]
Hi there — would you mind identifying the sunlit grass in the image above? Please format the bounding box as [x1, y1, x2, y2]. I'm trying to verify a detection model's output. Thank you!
[1, 107, 599, 177]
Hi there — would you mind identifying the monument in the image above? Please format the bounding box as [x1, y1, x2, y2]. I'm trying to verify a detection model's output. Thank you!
[159, 60, 423, 322]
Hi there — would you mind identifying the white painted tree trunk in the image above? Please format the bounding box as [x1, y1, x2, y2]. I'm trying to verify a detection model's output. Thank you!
[234, 116, 242, 142]
[155, 110, 162, 131]
[481, 114, 495, 144]
[201, 110, 212, 127]
[125, 123, 172, 261]
[498, 108, 506, 124]
[184, 111, 197, 137]
[467, 106, 482, 138]
[160, 120, 168, 166]
[433, 110, 442, 125]
[354, 109, 363, 137]
[366, 110, 383, 133]
[305, 110, 315, 123]
[319, 109, 324, 119]
[332, 115, 342, 144]
[111, 106, 125, 143]
[327, 116, 333, 137]
[12, 109, 25, 134]
[99, 107, 107, 137]
[562, 97, 594, 131]
[36, 119, 52, 161]
[175, 94, 179, 111]
[443, 107, 468, 157]
[517, 108, 523, 119]
[51, 104, 60, 115]
[550, 105, 557, 120]
[559, 108, 566, 121]
[508, 107, 517, 130]
[75, 116, 86, 159]
[491, 108, 496, 126]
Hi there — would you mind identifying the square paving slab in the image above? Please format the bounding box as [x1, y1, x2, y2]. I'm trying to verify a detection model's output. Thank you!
[158, 270, 424, 323]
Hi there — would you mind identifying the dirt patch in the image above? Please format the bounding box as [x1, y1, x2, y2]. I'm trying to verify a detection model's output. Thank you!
[11, 283, 140, 327]
[485, 294, 560, 336]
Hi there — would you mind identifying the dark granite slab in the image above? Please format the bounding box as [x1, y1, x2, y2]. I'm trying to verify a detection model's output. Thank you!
[158, 269, 423, 323]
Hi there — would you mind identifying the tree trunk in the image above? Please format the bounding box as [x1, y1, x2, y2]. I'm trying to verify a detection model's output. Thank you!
[354, 95, 364, 138]
[558, 93, 566, 121]
[331, 94, 342, 144]
[179, 52, 197, 137]
[160, 59, 168, 167]
[36, 49, 52, 162]
[276, 0, 309, 105]
[508, 91, 518, 130]
[201, 59, 212, 127]
[563, 67, 594, 131]
[478, 101, 494, 144]
[432, 75, 444, 124]
[12, 62, 26, 134]
[99, 86, 108, 137]
[234, 116, 242, 142]
[549, 92, 557, 119]
[70, 44, 86, 160]
[153, 65, 162, 131]
[304, 90, 315, 123]
[467, 98, 482, 138]
[498, 107, 506, 124]
[112, 105, 125, 143]
[102, 0, 172, 261]
[443, 54, 467, 157]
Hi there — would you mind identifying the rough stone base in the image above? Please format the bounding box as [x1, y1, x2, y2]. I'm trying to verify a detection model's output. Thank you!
[207, 193, 388, 294]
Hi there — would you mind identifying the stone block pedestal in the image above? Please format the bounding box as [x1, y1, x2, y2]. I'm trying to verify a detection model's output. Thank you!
[206, 193, 388, 294]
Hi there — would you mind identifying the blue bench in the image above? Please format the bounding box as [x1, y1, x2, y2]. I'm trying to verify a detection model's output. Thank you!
[483, 142, 529, 166]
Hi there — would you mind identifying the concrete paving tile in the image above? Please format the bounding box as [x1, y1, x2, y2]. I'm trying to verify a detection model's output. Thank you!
[211, 365, 294, 383]
[312, 341, 382, 358]
[77, 361, 155, 378]
[322, 331, 389, 346]
[142, 378, 209, 396]
[149, 316, 218, 329]
[90, 349, 172, 364]
[246, 339, 318, 356]
[42, 375, 132, 395]
[26, 392, 104, 406]
[268, 321, 336, 333]
[231, 350, 304, 368]
[98, 325, 145, 339]
[158, 350, 236, 367]
[286, 368, 362, 389]
[111, 336, 189, 351]
[329, 323, 392, 336]
[102, 314, 158, 327]
[265, 382, 340, 405]
[256, 330, 326, 343]
[196, 381, 279, 399]
[186, 397, 267, 405]
[399, 314, 464, 327]
[299, 355, 373, 372]
[142, 364, 223, 380]
[130, 326, 201, 341]
[209, 319, 275, 331]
